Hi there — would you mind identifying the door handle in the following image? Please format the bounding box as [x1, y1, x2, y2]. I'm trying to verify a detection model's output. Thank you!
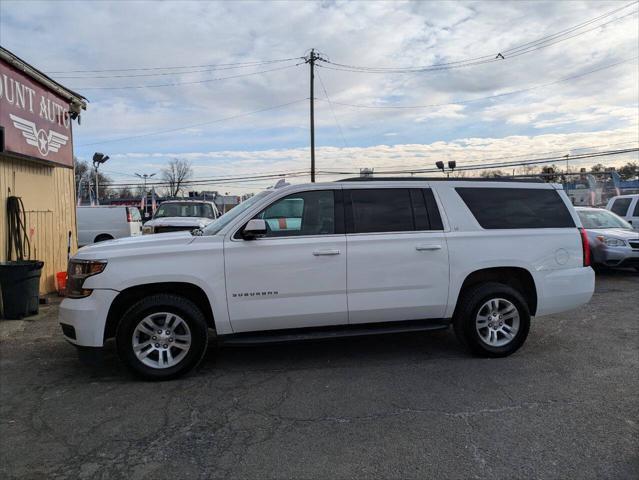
[416, 245, 442, 251]
[313, 249, 341, 256]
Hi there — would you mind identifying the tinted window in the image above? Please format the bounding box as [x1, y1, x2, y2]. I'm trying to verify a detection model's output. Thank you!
[256, 190, 335, 237]
[350, 189, 414, 233]
[423, 188, 443, 230]
[633, 200, 639, 217]
[456, 187, 575, 229]
[610, 198, 632, 216]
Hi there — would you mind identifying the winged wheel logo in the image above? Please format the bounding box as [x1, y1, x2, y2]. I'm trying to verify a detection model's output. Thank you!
[9, 114, 69, 157]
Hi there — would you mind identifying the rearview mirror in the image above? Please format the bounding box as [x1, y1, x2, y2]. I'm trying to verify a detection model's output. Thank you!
[242, 219, 267, 239]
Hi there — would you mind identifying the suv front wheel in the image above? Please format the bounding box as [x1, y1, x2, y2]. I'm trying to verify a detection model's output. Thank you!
[116, 294, 209, 380]
[453, 282, 530, 357]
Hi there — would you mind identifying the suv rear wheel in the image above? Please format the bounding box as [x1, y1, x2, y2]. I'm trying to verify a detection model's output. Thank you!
[116, 294, 209, 380]
[453, 282, 530, 357]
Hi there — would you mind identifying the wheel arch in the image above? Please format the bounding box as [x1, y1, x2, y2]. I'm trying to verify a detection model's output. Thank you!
[104, 282, 215, 342]
[453, 267, 538, 317]
[94, 233, 114, 243]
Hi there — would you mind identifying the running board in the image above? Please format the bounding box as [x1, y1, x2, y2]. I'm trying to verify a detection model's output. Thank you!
[218, 319, 451, 345]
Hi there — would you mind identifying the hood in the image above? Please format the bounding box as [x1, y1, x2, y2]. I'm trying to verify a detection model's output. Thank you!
[586, 228, 639, 241]
[76, 231, 194, 259]
[144, 216, 214, 228]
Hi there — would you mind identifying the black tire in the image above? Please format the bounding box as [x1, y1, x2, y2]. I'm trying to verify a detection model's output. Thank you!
[94, 234, 114, 243]
[453, 282, 530, 357]
[116, 294, 209, 380]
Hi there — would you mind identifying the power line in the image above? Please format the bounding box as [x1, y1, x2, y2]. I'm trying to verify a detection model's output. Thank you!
[78, 98, 308, 147]
[315, 140, 639, 171]
[45, 57, 303, 74]
[315, 148, 638, 175]
[72, 62, 304, 90]
[96, 144, 638, 188]
[320, 2, 638, 73]
[315, 56, 638, 109]
[316, 69, 348, 148]
[52, 58, 304, 80]
[102, 170, 310, 188]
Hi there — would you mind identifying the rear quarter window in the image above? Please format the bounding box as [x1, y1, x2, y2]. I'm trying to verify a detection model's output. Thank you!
[456, 187, 575, 229]
[610, 198, 632, 217]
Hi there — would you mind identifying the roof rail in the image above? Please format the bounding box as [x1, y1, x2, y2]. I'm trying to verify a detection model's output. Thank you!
[336, 176, 545, 183]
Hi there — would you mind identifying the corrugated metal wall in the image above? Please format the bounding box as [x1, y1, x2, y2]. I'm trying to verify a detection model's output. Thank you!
[0, 156, 78, 293]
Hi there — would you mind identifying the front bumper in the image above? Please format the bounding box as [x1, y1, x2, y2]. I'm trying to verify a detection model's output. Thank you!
[592, 244, 639, 268]
[59, 289, 119, 347]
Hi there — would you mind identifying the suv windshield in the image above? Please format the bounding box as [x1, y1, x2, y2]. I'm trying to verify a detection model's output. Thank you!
[202, 191, 272, 235]
[154, 202, 215, 219]
[578, 209, 633, 230]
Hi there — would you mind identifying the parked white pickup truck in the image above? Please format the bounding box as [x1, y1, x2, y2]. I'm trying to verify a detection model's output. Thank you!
[142, 200, 219, 234]
[60, 178, 595, 380]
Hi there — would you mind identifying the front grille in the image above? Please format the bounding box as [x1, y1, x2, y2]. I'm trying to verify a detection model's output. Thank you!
[154, 226, 194, 234]
[629, 240, 639, 250]
[60, 323, 76, 340]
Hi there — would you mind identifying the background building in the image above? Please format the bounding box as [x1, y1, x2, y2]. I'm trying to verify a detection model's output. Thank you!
[0, 46, 86, 293]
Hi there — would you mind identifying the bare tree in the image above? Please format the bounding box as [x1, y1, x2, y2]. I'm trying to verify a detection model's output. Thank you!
[479, 169, 506, 178]
[161, 158, 193, 197]
[517, 165, 539, 176]
[618, 162, 638, 180]
[74, 157, 111, 202]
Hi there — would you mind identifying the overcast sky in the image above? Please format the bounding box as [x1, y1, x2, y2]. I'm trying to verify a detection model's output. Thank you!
[1, 0, 637, 193]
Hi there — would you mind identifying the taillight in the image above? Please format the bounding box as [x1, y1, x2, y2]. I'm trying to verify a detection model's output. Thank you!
[126, 210, 133, 222]
[579, 228, 591, 267]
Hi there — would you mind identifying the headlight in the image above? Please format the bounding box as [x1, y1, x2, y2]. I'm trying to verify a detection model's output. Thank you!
[142, 225, 154, 234]
[66, 259, 107, 298]
[596, 236, 626, 247]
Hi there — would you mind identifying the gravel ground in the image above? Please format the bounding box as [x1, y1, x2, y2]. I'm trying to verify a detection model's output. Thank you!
[1, 270, 637, 479]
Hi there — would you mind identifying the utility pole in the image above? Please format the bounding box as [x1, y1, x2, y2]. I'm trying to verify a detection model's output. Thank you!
[306, 49, 325, 183]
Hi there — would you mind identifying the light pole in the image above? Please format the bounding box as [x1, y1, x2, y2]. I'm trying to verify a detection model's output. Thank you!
[435, 160, 457, 178]
[135, 172, 156, 219]
[135, 172, 156, 193]
[92, 152, 110, 205]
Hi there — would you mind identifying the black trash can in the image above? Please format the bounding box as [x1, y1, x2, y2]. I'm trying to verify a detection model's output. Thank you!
[0, 261, 44, 320]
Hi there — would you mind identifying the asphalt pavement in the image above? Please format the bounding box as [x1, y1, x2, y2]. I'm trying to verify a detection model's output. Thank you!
[1, 270, 637, 479]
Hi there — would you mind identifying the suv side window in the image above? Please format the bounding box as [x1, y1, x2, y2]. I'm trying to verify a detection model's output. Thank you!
[633, 200, 639, 217]
[254, 190, 337, 238]
[345, 188, 442, 234]
[456, 187, 575, 229]
[348, 188, 413, 233]
[610, 198, 632, 217]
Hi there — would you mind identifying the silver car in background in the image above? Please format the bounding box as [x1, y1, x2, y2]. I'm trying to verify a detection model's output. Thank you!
[576, 207, 639, 272]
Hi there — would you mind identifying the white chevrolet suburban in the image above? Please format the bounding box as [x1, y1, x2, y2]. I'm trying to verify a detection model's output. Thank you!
[60, 179, 595, 380]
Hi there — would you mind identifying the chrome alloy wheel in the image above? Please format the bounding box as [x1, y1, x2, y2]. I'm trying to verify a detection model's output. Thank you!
[475, 298, 520, 347]
[132, 312, 192, 369]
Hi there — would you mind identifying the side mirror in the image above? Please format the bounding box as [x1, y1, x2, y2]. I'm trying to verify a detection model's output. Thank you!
[242, 219, 267, 240]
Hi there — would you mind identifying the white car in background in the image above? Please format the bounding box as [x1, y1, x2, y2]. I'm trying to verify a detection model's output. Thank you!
[61, 178, 595, 380]
[606, 194, 639, 230]
[142, 200, 219, 234]
[77, 206, 142, 247]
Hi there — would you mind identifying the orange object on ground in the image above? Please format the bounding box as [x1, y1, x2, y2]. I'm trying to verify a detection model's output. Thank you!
[55, 271, 67, 296]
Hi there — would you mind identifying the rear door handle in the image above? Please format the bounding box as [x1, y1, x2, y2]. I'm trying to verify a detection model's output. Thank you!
[313, 249, 341, 256]
[416, 245, 442, 251]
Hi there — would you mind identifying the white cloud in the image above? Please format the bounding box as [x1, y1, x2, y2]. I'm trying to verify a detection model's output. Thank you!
[0, 0, 637, 192]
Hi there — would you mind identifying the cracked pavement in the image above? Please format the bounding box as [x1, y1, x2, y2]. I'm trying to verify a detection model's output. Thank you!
[1, 270, 638, 479]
